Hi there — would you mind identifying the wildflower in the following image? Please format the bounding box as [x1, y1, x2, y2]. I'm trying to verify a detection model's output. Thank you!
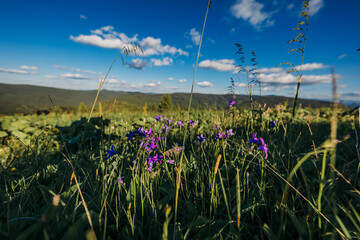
[154, 115, 163, 122]
[146, 154, 163, 171]
[166, 159, 175, 165]
[249, 132, 260, 144]
[176, 120, 184, 126]
[156, 136, 162, 142]
[269, 120, 276, 127]
[52, 128, 60, 133]
[213, 124, 219, 130]
[197, 134, 206, 143]
[145, 128, 153, 135]
[126, 130, 137, 142]
[116, 176, 124, 184]
[229, 99, 237, 107]
[188, 120, 198, 127]
[164, 117, 173, 124]
[107, 145, 117, 160]
[215, 132, 227, 140]
[226, 129, 235, 137]
[11, 167, 16, 171]
[145, 139, 158, 152]
[162, 125, 171, 134]
[136, 127, 146, 136]
[258, 138, 268, 159]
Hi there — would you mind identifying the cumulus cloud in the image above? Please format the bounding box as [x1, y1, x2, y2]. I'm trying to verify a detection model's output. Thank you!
[60, 73, 90, 79]
[20, 65, 38, 70]
[198, 59, 235, 72]
[151, 57, 173, 66]
[309, 0, 324, 16]
[144, 81, 161, 87]
[178, 79, 187, 83]
[230, 0, 274, 29]
[197, 81, 214, 87]
[127, 59, 148, 70]
[165, 86, 179, 90]
[258, 73, 339, 92]
[70, 26, 188, 57]
[80, 15, 87, 20]
[168, 77, 174, 81]
[296, 62, 328, 71]
[189, 28, 200, 45]
[0, 67, 29, 74]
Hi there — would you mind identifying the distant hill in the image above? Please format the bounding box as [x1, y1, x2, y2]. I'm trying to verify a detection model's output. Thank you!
[0, 83, 332, 115]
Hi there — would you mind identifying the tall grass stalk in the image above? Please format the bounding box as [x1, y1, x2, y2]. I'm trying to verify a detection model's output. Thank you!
[174, 0, 212, 236]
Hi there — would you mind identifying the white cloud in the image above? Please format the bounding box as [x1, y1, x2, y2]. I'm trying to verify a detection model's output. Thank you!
[178, 79, 187, 83]
[165, 86, 179, 90]
[151, 57, 173, 66]
[71, 68, 97, 75]
[309, 0, 324, 16]
[287, 4, 295, 10]
[234, 82, 246, 87]
[208, 38, 215, 44]
[168, 77, 174, 81]
[197, 81, 214, 87]
[70, 26, 188, 57]
[144, 80, 161, 87]
[80, 15, 87, 20]
[230, 0, 274, 29]
[0, 67, 29, 74]
[198, 59, 235, 72]
[46, 75, 57, 79]
[127, 59, 148, 70]
[259, 67, 283, 73]
[189, 28, 200, 45]
[296, 62, 328, 71]
[53, 65, 67, 69]
[60, 73, 90, 79]
[185, 44, 193, 49]
[20, 65, 38, 70]
[338, 54, 348, 59]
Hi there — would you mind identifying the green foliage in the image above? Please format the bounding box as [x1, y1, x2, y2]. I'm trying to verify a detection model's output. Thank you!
[78, 102, 88, 114]
[158, 94, 173, 112]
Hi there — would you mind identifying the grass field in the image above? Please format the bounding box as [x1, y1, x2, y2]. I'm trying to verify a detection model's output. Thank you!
[0, 104, 359, 239]
[1, 1, 360, 239]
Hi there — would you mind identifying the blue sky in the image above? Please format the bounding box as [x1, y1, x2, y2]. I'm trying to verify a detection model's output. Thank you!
[0, 0, 359, 102]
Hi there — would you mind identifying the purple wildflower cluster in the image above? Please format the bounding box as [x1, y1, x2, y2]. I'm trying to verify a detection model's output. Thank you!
[249, 132, 268, 159]
[269, 120, 276, 127]
[215, 129, 235, 140]
[146, 153, 163, 171]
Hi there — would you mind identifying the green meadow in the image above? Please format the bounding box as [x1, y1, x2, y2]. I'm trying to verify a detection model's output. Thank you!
[1, 1, 360, 239]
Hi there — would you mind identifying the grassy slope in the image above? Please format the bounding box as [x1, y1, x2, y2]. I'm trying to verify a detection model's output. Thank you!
[0, 83, 331, 115]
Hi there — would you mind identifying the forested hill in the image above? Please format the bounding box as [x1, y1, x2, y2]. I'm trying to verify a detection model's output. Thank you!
[0, 83, 332, 115]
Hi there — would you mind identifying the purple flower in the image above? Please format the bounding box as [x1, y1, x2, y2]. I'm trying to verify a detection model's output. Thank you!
[156, 136, 162, 142]
[249, 132, 260, 144]
[213, 124, 219, 130]
[145, 128, 153, 135]
[270, 120, 276, 127]
[188, 120, 198, 127]
[166, 159, 175, 165]
[126, 131, 137, 142]
[107, 145, 117, 160]
[154, 115, 164, 122]
[116, 176, 124, 184]
[258, 137, 268, 159]
[146, 154, 163, 171]
[215, 132, 227, 140]
[226, 129, 235, 137]
[176, 120, 184, 126]
[136, 127, 146, 136]
[229, 99, 237, 107]
[197, 134, 206, 143]
[164, 117, 173, 124]
[145, 139, 158, 152]
[162, 125, 171, 134]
